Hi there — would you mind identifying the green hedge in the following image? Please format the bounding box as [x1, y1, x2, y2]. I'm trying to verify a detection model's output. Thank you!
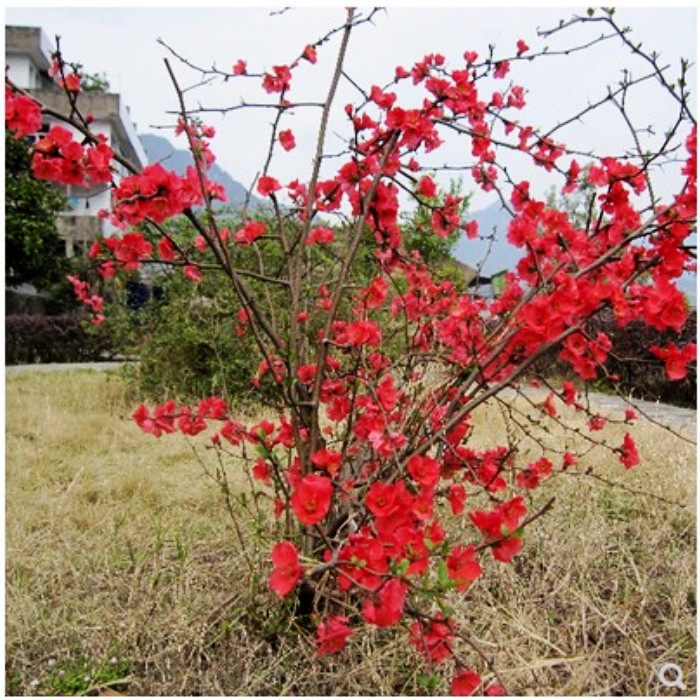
[533, 309, 696, 408]
[5, 314, 113, 365]
[588, 309, 696, 408]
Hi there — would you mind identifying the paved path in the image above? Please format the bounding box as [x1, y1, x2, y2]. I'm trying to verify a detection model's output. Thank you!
[6, 362, 696, 436]
[5, 361, 129, 376]
[584, 392, 696, 436]
[503, 384, 696, 436]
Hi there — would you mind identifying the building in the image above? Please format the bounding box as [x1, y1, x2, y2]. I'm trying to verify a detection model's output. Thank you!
[5, 25, 148, 256]
[451, 259, 507, 299]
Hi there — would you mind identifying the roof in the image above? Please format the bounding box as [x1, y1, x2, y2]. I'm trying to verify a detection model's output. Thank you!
[5, 25, 53, 72]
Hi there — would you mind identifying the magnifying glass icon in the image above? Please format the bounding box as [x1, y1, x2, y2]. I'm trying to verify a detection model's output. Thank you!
[657, 663, 686, 691]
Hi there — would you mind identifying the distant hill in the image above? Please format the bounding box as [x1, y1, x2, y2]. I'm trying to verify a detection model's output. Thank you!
[139, 133, 260, 210]
[452, 200, 518, 276]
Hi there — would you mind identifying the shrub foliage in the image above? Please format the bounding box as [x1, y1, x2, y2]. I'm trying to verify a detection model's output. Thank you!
[5, 314, 112, 365]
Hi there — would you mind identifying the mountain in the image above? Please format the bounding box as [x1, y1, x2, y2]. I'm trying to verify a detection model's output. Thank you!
[452, 200, 518, 276]
[139, 133, 260, 210]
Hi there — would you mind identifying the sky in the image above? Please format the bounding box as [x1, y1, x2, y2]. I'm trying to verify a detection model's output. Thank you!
[4, 3, 697, 212]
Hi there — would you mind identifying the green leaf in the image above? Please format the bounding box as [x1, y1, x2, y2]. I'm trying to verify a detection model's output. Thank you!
[394, 558, 410, 576]
[437, 559, 451, 588]
[417, 674, 440, 692]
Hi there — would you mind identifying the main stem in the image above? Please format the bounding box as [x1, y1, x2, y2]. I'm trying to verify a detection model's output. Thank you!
[291, 8, 357, 489]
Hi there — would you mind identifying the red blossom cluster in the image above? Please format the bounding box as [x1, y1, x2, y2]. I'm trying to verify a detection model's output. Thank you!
[5, 86, 43, 138]
[32, 124, 114, 186]
[89, 231, 154, 278]
[110, 163, 204, 227]
[66, 274, 105, 324]
[109, 117, 224, 229]
[175, 117, 218, 170]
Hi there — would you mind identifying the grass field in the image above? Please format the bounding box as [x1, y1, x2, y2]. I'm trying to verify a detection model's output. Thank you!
[5, 370, 696, 696]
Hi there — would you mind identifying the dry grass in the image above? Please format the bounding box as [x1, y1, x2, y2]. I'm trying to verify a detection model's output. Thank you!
[5, 370, 696, 696]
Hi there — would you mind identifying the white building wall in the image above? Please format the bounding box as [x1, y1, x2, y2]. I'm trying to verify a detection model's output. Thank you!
[6, 55, 36, 88]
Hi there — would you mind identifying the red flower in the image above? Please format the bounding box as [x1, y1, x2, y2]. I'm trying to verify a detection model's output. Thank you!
[464, 220, 479, 239]
[302, 44, 317, 64]
[517, 467, 540, 490]
[252, 458, 272, 485]
[234, 220, 267, 246]
[451, 669, 482, 696]
[262, 64, 292, 94]
[257, 175, 282, 197]
[220, 420, 245, 446]
[197, 396, 227, 419]
[113, 232, 153, 269]
[362, 578, 407, 628]
[516, 39, 530, 55]
[486, 683, 506, 696]
[112, 163, 199, 225]
[407, 454, 440, 488]
[183, 265, 202, 283]
[448, 483, 467, 515]
[290, 474, 333, 525]
[343, 320, 381, 347]
[492, 536, 521, 563]
[279, 129, 296, 151]
[588, 415, 606, 431]
[360, 276, 389, 309]
[409, 616, 454, 664]
[543, 392, 557, 417]
[562, 380, 578, 406]
[370, 84, 397, 110]
[306, 226, 335, 246]
[132, 402, 177, 438]
[365, 480, 404, 518]
[500, 496, 527, 531]
[650, 342, 697, 380]
[5, 87, 43, 138]
[85, 143, 114, 184]
[493, 61, 510, 79]
[416, 175, 437, 198]
[619, 433, 640, 469]
[315, 615, 352, 655]
[157, 237, 176, 262]
[60, 72, 81, 93]
[447, 545, 482, 590]
[97, 261, 116, 280]
[311, 448, 343, 477]
[376, 375, 398, 411]
[232, 59, 247, 75]
[269, 541, 303, 597]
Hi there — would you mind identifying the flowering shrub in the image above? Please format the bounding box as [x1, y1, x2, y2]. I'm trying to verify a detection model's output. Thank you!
[6, 8, 695, 694]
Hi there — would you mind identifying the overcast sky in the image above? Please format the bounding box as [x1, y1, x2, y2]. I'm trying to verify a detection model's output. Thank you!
[5, 3, 697, 210]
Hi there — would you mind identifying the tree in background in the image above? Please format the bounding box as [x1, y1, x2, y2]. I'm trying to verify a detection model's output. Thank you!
[5, 129, 66, 289]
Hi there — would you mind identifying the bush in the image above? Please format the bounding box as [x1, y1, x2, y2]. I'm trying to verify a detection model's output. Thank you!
[532, 309, 696, 408]
[8, 8, 695, 693]
[590, 309, 697, 408]
[5, 314, 113, 365]
[105, 272, 266, 404]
